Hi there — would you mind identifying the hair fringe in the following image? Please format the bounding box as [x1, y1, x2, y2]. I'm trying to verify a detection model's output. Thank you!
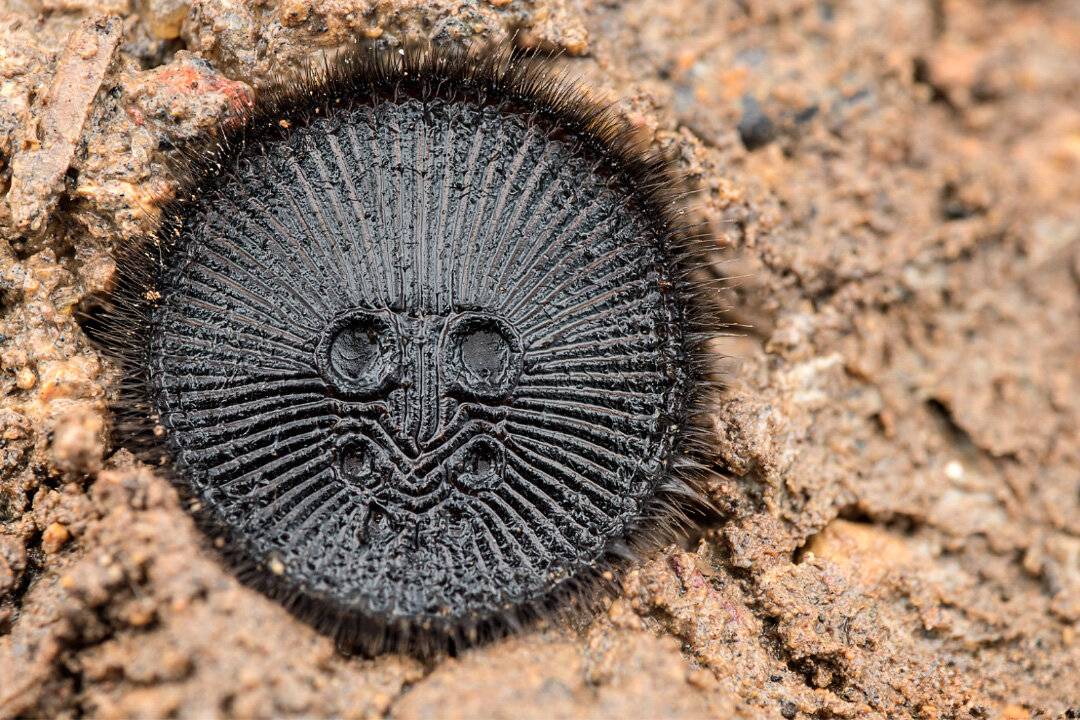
[86, 39, 732, 658]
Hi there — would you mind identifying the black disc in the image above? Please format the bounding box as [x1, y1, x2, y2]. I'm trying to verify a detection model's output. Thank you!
[102, 44, 703, 650]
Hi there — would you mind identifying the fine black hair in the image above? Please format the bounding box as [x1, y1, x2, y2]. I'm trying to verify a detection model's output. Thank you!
[89, 40, 725, 657]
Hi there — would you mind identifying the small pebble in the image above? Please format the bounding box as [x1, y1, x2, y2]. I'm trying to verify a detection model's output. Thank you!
[16, 368, 36, 390]
[738, 94, 776, 151]
[943, 460, 964, 481]
[42, 522, 71, 553]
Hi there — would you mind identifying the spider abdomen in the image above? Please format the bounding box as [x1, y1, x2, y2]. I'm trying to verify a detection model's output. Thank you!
[103, 44, 709, 652]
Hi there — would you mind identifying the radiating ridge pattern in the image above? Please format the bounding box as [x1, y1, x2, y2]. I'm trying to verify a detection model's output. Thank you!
[148, 91, 687, 624]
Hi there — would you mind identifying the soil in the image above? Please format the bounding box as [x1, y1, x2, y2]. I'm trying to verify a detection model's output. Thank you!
[1, 0, 1079, 717]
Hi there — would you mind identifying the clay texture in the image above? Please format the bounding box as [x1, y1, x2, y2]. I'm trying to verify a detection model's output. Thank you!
[1, 0, 1079, 717]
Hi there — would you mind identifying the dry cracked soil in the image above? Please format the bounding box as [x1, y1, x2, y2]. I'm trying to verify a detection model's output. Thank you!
[1, 0, 1079, 718]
